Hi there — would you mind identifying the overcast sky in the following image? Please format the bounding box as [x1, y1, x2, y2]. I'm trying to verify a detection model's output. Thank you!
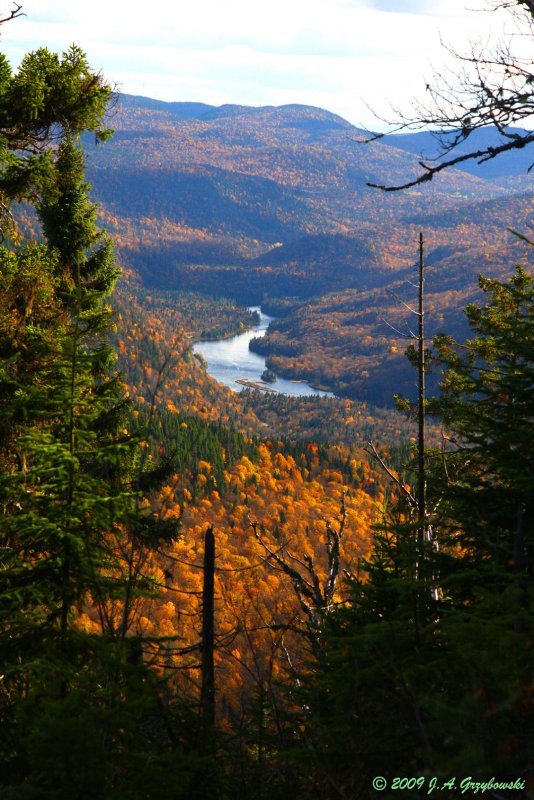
[0, 0, 511, 129]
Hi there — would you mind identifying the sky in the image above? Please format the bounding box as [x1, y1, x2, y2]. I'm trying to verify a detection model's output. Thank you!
[0, 0, 514, 130]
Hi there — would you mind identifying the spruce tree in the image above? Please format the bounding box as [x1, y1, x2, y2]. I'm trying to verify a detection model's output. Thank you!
[297, 266, 534, 796]
[0, 134, 136, 792]
[0, 40, 203, 799]
[426, 266, 534, 777]
[0, 101, 167, 800]
[432, 267, 534, 586]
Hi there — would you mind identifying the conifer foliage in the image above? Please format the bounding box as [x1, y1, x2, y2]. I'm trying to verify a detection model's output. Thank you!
[296, 267, 534, 798]
[0, 38, 182, 799]
[0, 12, 533, 800]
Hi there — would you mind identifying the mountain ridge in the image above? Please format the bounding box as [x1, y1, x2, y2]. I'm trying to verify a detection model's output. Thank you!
[85, 92, 528, 302]
[79, 93, 532, 401]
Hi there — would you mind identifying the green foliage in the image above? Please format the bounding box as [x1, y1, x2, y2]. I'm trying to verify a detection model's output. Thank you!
[0, 45, 112, 240]
[39, 135, 119, 304]
[261, 367, 277, 383]
[0, 44, 111, 143]
[0, 134, 141, 788]
[143, 407, 259, 495]
[0, 245, 62, 459]
[3, 640, 207, 800]
[430, 266, 534, 594]
[129, 286, 261, 341]
[0, 42, 185, 796]
[295, 265, 534, 796]
[1, 20, 533, 799]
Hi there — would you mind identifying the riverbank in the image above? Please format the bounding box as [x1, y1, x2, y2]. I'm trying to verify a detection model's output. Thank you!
[193, 307, 335, 398]
[235, 379, 277, 392]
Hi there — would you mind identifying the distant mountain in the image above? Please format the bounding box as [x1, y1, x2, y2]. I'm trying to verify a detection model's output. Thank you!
[82, 93, 532, 304]
[78, 93, 534, 404]
[112, 95, 216, 119]
[381, 127, 533, 180]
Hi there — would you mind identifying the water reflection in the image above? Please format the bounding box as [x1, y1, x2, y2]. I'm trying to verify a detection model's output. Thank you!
[193, 307, 334, 398]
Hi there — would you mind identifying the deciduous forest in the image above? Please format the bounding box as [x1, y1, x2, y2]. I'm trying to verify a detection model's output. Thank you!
[0, 3, 532, 799]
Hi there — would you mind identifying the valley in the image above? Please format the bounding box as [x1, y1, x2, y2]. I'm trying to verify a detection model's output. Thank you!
[193, 306, 334, 397]
[85, 93, 532, 415]
[1, 40, 533, 795]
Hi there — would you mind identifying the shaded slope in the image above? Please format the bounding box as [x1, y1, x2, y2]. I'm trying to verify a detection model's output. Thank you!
[83, 93, 524, 303]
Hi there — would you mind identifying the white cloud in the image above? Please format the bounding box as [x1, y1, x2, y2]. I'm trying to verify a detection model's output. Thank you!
[0, 0, 504, 128]
[367, 0, 467, 15]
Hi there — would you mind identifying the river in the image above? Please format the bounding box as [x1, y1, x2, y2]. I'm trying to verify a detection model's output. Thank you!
[193, 307, 334, 398]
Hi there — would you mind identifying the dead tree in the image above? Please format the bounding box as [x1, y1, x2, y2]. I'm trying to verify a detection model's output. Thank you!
[366, 1, 534, 190]
[366, 235, 442, 612]
[200, 525, 215, 731]
[367, 233, 429, 537]
[251, 494, 347, 659]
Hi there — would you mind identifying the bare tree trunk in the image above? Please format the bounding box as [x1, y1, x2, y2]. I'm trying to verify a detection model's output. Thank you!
[200, 525, 216, 731]
[198, 525, 218, 798]
[417, 231, 426, 541]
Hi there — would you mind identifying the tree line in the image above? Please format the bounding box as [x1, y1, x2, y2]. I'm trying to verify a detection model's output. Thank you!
[0, 8, 532, 799]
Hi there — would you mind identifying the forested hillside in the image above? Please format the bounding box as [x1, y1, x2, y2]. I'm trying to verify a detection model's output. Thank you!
[79, 93, 533, 402]
[0, 13, 533, 800]
[382, 126, 534, 180]
[85, 92, 531, 304]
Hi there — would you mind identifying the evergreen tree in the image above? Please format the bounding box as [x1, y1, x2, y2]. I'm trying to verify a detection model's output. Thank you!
[0, 132, 137, 792]
[426, 266, 534, 778]
[0, 51, 175, 795]
[432, 267, 534, 588]
[0, 244, 63, 471]
[296, 266, 534, 797]
[38, 133, 119, 305]
[0, 44, 112, 237]
[0, 75, 207, 796]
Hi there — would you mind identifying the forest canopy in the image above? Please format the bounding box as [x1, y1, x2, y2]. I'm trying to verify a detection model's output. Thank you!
[0, 7, 532, 800]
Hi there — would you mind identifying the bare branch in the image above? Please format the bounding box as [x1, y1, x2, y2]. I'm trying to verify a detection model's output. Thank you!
[250, 495, 347, 648]
[365, 2, 534, 189]
[364, 441, 417, 506]
[0, 3, 24, 25]
[368, 133, 534, 191]
[380, 317, 414, 340]
[251, 522, 318, 613]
